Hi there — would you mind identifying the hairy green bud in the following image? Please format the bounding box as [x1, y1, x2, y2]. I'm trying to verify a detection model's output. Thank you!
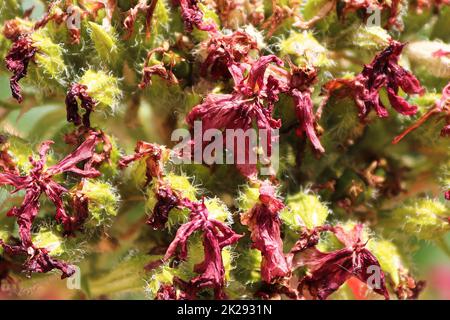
[79, 70, 121, 114]
[281, 191, 330, 230]
[390, 198, 449, 241]
[88, 22, 120, 65]
[81, 180, 120, 227]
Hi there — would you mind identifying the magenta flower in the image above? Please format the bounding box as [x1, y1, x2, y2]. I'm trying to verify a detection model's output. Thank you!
[161, 199, 243, 299]
[322, 41, 424, 120]
[5, 35, 37, 103]
[0, 133, 102, 278]
[241, 181, 290, 283]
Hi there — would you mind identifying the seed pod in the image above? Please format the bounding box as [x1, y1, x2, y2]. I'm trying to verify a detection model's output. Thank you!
[281, 191, 330, 230]
[368, 240, 404, 287]
[79, 69, 121, 114]
[80, 180, 120, 228]
[88, 22, 120, 65]
[30, 29, 66, 85]
[352, 26, 391, 51]
[278, 31, 332, 68]
[390, 198, 449, 241]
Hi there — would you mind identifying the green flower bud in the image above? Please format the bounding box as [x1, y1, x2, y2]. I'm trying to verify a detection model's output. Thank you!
[145, 262, 175, 299]
[390, 198, 449, 241]
[81, 180, 120, 227]
[32, 227, 65, 256]
[0, 228, 9, 255]
[278, 31, 332, 67]
[352, 26, 391, 51]
[234, 248, 261, 284]
[237, 184, 261, 212]
[79, 70, 121, 114]
[204, 198, 231, 223]
[5, 135, 33, 173]
[281, 191, 330, 230]
[30, 29, 67, 84]
[87, 22, 120, 65]
[368, 240, 403, 286]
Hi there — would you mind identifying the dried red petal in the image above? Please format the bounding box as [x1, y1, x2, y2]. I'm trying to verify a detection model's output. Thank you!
[162, 199, 242, 299]
[292, 224, 389, 300]
[155, 284, 181, 300]
[393, 82, 450, 144]
[147, 186, 180, 229]
[175, 0, 217, 32]
[187, 55, 284, 179]
[322, 41, 424, 120]
[139, 48, 179, 90]
[123, 0, 158, 39]
[119, 140, 166, 183]
[200, 30, 258, 80]
[241, 181, 290, 283]
[0, 133, 102, 277]
[5, 35, 37, 103]
[65, 83, 96, 128]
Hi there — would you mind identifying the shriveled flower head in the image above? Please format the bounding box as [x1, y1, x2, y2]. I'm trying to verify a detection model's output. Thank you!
[291, 224, 389, 300]
[158, 198, 242, 299]
[241, 181, 290, 283]
[5, 35, 37, 103]
[322, 40, 424, 121]
[199, 30, 258, 79]
[187, 55, 284, 179]
[65, 83, 96, 128]
[175, 0, 218, 32]
[0, 132, 103, 278]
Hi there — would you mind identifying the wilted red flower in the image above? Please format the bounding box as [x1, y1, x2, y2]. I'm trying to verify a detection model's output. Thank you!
[161, 198, 242, 299]
[293, 224, 389, 300]
[65, 83, 96, 128]
[5, 35, 37, 103]
[120, 141, 184, 228]
[322, 41, 424, 121]
[241, 181, 290, 283]
[0, 133, 102, 277]
[119, 140, 167, 183]
[147, 186, 181, 229]
[187, 55, 283, 179]
[139, 48, 178, 90]
[174, 0, 217, 32]
[394, 267, 426, 300]
[200, 30, 258, 80]
[123, 0, 158, 39]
